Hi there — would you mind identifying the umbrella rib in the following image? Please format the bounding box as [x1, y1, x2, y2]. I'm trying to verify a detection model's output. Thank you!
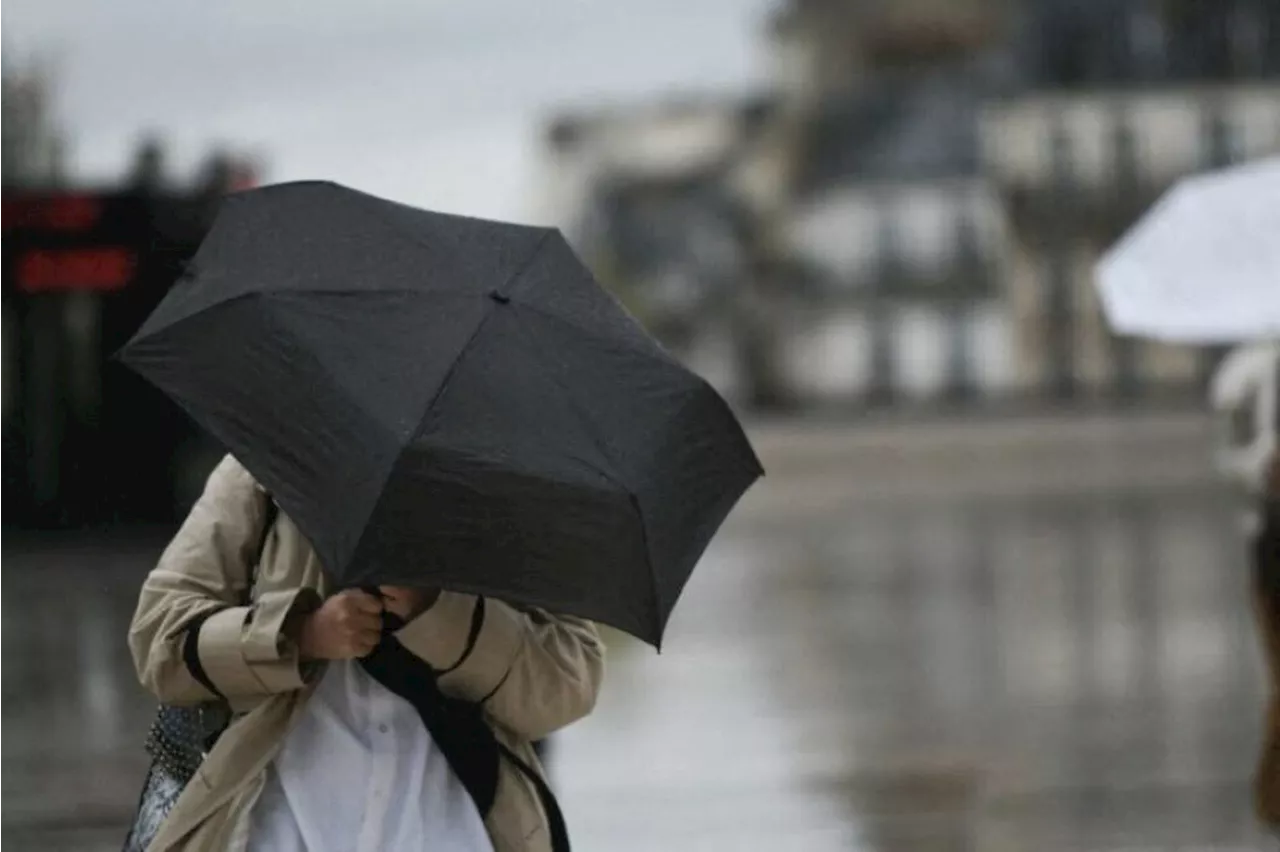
[415, 231, 555, 426]
[252, 295, 412, 573]
[509, 319, 664, 642]
[350, 187, 556, 297]
[127, 289, 481, 351]
[508, 299, 684, 369]
[260, 286, 479, 298]
[507, 320, 634, 493]
[342, 232, 557, 576]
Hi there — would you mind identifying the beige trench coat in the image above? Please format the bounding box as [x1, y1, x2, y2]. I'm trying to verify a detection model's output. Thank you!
[129, 456, 605, 851]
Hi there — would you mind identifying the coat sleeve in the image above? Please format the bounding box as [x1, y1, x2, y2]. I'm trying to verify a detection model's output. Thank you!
[128, 455, 321, 705]
[395, 592, 605, 741]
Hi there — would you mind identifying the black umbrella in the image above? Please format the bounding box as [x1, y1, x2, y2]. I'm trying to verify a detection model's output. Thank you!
[119, 181, 762, 646]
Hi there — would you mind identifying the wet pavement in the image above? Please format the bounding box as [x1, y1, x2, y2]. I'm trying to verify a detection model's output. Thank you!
[4, 412, 1277, 851]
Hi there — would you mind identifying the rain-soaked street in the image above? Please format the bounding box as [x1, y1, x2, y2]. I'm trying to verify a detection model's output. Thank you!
[4, 412, 1276, 851]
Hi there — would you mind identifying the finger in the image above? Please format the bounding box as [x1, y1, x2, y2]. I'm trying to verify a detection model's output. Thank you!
[337, 604, 375, 623]
[336, 611, 379, 636]
[345, 618, 382, 639]
[346, 592, 384, 615]
[351, 621, 383, 641]
[381, 592, 410, 610]
[340, 630, 379, 653]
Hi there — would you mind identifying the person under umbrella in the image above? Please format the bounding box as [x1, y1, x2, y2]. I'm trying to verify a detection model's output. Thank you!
[1211, 341, 1280, 829]
[1098, 159, 1280, 834]
[130, 457, 600, 852]
[121, 182, 762, 852]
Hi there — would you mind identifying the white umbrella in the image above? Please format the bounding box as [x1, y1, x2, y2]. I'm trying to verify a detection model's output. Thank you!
[1096, 156, 1280, 344]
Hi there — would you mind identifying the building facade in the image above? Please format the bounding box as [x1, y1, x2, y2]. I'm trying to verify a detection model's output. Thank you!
[984, 5, 1280, 396]
[537, 0, 1280, 410]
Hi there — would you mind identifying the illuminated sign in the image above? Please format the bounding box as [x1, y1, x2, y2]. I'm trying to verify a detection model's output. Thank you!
[2, 195, 104, 232]
[16, 247, 137, 294]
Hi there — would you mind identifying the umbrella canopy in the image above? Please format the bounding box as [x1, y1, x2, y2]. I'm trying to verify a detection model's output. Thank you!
[119, 181, 762, 646]
[1096, 156, 1280, 344]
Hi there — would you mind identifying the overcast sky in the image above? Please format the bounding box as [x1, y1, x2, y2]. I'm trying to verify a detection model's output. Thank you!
[4, 0, 772, 221]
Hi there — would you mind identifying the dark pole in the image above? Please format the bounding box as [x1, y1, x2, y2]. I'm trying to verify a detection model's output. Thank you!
[22, 295, 67, 520]
[1108, 108, 1140, 402]
[868, 196, 899, 406]
[1046, 115, 1077, 401]
[945, 206, 981, 403]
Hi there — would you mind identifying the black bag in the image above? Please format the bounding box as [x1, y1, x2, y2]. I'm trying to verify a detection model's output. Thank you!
[122, 499, 277, 852]
[122, 703, 234, 852]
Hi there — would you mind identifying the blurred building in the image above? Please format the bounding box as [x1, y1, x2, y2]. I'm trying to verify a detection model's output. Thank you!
[538, 0, 1280, 411]
[985, 0, 1280, 399]
[538, 97, 779, 402]
[2, 61, 265, 525]
[1016, 0, 1280, 87]
[752, 0, 1019, 406]
[4, 56, 76, 517]
[541, 0, 1017, 408]
[538, 98, 760, 239]
[766, 0, 1013, 100]
[2, 56, 69, 187]
[772, 178, 1013, 404]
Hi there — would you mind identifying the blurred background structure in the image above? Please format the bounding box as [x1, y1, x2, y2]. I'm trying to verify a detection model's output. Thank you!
[4, 1, 1280, 849]
[3, 50, 261, 525]
[3, 54, 70, 188]
[541, 0, 1280, 409]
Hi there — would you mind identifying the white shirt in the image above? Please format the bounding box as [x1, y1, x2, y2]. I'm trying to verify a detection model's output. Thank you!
[247, 660, 494, 852]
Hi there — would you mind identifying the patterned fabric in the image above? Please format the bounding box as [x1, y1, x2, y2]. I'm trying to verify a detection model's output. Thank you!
[121, 679, 237, 850]
[123, 703, 234, 851]
[122, 764, 189, 852]
[146, 703, 234, 782]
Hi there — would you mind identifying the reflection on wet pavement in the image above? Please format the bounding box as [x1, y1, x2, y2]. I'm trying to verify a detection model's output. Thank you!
[4, 418, 1277, 850]
[554, 488, 1270, 851]
[3, 534, 164, 850]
